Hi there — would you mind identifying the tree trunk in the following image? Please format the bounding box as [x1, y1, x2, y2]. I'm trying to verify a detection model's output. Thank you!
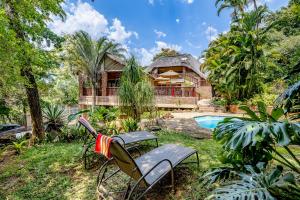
[21, 68, 45, 145]
[4, 1, 45, 144]
[91, 84, 96, 111]
[253, 0, 258, 11]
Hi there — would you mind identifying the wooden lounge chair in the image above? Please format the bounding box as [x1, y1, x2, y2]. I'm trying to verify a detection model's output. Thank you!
[78, 117, 158, 169]
[97, 140, 199, 200]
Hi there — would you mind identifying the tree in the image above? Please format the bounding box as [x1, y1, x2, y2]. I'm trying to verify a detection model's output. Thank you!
[203, 6, 273, 105]
[118, 57, 154, 121]
[1, 0, 65, 145]
[153, 48, 179, 61]
[67, 31, 125, 110]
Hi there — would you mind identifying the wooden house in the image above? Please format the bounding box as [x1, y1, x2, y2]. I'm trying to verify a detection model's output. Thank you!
[79, 53, 212, 109]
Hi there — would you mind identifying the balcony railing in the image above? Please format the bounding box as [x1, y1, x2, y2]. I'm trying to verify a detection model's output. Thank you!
[155, 86, 196, 97]
[107, 87, 118, 96]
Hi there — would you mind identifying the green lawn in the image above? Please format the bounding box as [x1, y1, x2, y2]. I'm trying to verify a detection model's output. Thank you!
[0, 131, 222, 200]
[2, 130, 299, 200]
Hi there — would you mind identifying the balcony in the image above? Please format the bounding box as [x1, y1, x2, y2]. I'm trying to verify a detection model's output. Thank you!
[155, 86, 196, 97]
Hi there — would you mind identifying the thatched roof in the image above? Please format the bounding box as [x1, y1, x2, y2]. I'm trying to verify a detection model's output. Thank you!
[104, 53, 126, 71]
[159, 70, 180, 77]
[147, 54, 207, 79]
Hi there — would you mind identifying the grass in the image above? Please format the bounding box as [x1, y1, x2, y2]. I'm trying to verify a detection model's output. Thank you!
[1, 130, 299, 200]
[0, 130, 222, 200]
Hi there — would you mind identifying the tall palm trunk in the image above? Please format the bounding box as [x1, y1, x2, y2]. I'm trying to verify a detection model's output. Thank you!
[252, 0, 257, 10]
[91, 83, 96, 111]
[4, 1, 44, 145]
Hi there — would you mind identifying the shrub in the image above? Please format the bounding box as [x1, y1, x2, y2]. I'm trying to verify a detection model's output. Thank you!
[122, 118, 139, 132]
[42, 104, 65, 132]
[12, 140, 27, 154]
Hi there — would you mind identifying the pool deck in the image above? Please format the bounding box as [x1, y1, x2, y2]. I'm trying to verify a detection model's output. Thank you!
[158, 112, 243, 139]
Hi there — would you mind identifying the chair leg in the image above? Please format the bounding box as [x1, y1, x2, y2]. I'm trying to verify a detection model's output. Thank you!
[170, 168, 175, 193]
[155, 138, 158, 147]
[196, 152, 200, 169]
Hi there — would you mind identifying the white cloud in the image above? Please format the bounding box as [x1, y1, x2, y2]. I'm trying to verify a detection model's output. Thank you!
[205, 26, 218, 41]
[135, 41, 182, 66]
[108, 18, 138, 43]
[148, 0, 154, 5]
[154, 29, 167, 38]
[176, 18, 180, 23]
[49, 1, 108, 39]
[202, 22, 207, 26]
[49, 1, 137, 45]
[183, 0, 194, 4]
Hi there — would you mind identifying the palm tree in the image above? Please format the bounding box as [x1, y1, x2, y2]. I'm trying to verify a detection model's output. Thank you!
[215, 0, 247, 18]
[69, 31, 126, 110]
[118, 57, 154, 122]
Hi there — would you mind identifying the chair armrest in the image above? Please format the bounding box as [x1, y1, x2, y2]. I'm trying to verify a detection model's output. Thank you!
[142, 159, 173, 179]
[111, 135, 126, 146]
[128, 159, 174, 196]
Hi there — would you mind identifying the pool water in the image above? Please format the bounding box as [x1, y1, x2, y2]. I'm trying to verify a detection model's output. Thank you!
[194, 116, 226, 129]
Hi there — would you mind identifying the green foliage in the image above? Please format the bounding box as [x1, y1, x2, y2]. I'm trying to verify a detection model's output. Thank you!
[118, 57, 154, 121]
[276, 80, 300, 119]
[89, 106, 119, 124]
[42, 104, 65, 132]
[12, 140, 27, 155]
[152, 48, 180, 61]
[203, 6, 272, 104]
[122, 118, 139, 132]
[214, 102, 300, 169]
[206, 165, 300, 200]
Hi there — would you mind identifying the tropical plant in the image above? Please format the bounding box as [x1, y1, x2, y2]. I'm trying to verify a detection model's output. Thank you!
[42, 104, 65, 132]
[118, 57, 154, 121]
[12, 140, 27, 155]
[203, 6, 273, 107]
[152, 48, 180, 61]
[67, 31, 126, 110]
[205, 165, 300, 200]
[214, 101, 300, 171]
[122, 118, 139, 132]
[276, 80, 300, 119]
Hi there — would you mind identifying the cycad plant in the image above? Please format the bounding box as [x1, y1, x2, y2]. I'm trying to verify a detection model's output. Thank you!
[118, 57, 154, 122]
[42, 104, 65, 132]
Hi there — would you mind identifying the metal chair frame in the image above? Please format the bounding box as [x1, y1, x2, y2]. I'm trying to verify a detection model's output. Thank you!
[97, 143, 199, 200]
[78, 123, 158, 169]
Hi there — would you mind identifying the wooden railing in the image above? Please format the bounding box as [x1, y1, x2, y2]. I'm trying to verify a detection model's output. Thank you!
[107, 87, 118, 96]
[155, 86, 196, 97]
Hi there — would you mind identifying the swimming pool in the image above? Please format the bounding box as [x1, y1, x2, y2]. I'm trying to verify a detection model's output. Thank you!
[194, 116, 227, 129]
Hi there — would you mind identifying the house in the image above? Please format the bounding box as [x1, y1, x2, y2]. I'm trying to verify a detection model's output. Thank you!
[78, 53, 125, 108]
[147, 54, 212, 108]
[79, 53, 212, 109]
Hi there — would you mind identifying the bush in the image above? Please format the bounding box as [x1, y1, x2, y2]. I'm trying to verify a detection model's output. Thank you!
[122, 118, 139, 132]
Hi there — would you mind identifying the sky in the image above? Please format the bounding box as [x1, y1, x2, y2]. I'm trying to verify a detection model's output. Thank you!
[49, 0, 289, 66]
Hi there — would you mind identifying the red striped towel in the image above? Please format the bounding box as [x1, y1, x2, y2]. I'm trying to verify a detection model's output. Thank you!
[95, 134, 113, 158]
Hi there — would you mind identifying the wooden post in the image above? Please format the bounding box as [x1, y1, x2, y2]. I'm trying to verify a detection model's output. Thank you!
[78, 74, 84, 96]
[101, 72, 108, 96]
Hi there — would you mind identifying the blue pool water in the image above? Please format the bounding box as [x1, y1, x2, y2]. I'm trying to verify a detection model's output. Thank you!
[194, 116, 226, 129]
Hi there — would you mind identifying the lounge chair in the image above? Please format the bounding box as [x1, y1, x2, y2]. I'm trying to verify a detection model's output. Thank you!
[97, 140, 199, 200]
[78, 117, 158, 169]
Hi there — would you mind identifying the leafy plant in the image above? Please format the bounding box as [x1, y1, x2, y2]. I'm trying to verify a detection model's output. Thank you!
[122, 118, 139, 132]
[214, 101, 300, 172]
[12, 140, 27, 154]
[118, 57, 154, 122]
[276, 80, 300, 119]
[205, 165, 300, 200]
[42, 104, 65, 133]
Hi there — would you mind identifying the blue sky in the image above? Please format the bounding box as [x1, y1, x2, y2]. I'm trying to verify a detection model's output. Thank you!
[49, 0, 289, 66]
